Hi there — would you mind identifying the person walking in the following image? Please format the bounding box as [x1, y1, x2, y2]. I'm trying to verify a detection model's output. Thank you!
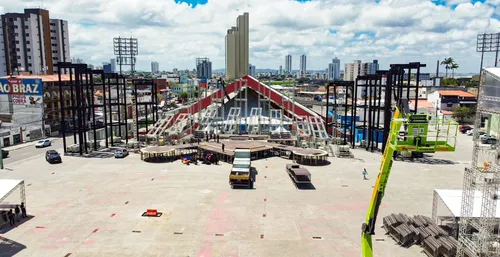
[222, 143, 225, 152]
[363, 168, 368, 180]
[216, 134, 219, 143]
[8, 209, 15, 226]
[15, 205, 21, 221]
[21, 202, 27, 218]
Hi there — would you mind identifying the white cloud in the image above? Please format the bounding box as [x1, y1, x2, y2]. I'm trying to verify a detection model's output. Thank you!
[1, 0, 499, 74]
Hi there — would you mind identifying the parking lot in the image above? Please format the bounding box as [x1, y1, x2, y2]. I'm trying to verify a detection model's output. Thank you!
[0, 132, 474, 257]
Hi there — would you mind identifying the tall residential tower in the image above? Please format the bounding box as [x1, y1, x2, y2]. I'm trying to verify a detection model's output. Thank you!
[0, 8, 70, 75]
[328, 57, 341, 80]
[285, 54, 292, 74]
[225, 12, 249, 81]
[300, 54, 307, 77]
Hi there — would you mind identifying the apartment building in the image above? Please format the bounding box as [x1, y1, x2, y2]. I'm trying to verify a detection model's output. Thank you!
[196, 57, 212, 79]
[0, 21, 6, 76]
[151, 61, 159, 74]
[344, 60, 379, 81]
[328, 57, 340, 80]
[1, 8, 70, 76]
[300, 54, 307, 77]
[285, 54, 292, 74]
[225, 12, 249, 81]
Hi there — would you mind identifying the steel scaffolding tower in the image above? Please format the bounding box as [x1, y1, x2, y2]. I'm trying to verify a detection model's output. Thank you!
[458, 68, 500, 257]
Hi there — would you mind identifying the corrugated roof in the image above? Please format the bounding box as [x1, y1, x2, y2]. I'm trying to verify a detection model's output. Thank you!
[437, 90, 476, 97]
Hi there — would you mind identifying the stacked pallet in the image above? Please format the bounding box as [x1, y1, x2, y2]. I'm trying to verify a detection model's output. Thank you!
[382, 213, 458, 257]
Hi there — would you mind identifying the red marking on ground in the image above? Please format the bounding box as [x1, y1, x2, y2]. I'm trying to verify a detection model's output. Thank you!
[86, 186, 93, 190]
[83, 238, 96, 245]
[196, 240, 213, 257]
[157, 176, 168, 180]
[57, 201, 69, 206]
[32, 227, 47, 234]
[94, 200, 106, 205]
[119, 191, 129, 195]
[46, 232, 71, 239]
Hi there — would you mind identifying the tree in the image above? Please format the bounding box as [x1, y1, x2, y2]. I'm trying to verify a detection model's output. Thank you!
[442, 78, 458, 86]
[441, 57, 454, 78]
[452, 106, 473, 123]
[180, 92, 189, 102]
[450, 63, 459, 78]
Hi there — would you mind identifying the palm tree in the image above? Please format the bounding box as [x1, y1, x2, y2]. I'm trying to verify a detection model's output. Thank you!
[441, 57, 454, 78]
[450, 63, 459, 78]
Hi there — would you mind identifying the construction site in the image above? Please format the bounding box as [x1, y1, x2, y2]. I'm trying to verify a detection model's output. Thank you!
[0, 64, 498, 257]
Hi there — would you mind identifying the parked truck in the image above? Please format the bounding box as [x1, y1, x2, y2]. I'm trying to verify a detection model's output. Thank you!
[229, 148, 253, 189]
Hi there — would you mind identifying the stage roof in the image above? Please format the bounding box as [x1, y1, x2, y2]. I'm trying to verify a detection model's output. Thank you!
[435, 189, 500, 218]
[0, 179, 24, 203]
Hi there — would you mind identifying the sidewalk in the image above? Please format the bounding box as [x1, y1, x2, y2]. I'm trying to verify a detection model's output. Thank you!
[3, 137, 58, 151]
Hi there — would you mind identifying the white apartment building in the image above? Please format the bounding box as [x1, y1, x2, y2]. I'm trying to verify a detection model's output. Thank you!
[1, 8, 70, 75]
[300, 54, 307, 77]
[110, 58, 116, 73]
[249, 64, 256, 77]
[151, 61, 159, 74]
[225, 12, 249, 81]
[285, 54, 292, 74]
[344, 60, 378, 82]
[328, 57, 340, 80]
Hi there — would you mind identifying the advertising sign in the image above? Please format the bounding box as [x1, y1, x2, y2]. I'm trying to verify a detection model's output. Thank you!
[0, 78, 44, 108]
[0, 78, 44, 126]
[200, 78, 208, 88]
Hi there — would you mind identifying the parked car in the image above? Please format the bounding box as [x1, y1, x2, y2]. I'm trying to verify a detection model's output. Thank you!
[35, 139, 51, 148]
[45, 150, 62, 163]
[114, 148, 129, 158]
[481, 135, 498, 144]
[2, 150, 9, 158]
[459, 125, 473, 133]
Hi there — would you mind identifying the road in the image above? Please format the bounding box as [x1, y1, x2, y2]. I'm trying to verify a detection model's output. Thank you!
[3, 136, 75, 166]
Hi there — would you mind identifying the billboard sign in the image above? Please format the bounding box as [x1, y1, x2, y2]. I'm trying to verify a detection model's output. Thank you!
[0, 78, 43, 108]
[200, 78, 208, 88]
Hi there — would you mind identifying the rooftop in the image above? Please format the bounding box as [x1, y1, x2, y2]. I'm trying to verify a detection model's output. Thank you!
[437, 90, 476, 98]
[0, 74, 75, 83]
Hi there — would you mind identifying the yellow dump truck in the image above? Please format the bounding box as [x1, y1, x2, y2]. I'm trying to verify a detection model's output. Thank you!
[229, 148, 253, 189]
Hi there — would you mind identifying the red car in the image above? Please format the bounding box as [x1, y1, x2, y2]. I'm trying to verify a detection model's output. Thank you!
[459, 125, 472, 134]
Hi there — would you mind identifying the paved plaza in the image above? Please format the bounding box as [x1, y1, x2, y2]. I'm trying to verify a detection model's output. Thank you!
[0, 133, 474, 257]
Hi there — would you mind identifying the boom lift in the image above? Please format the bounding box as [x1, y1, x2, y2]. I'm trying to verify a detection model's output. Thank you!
[361, 102, 458, 257]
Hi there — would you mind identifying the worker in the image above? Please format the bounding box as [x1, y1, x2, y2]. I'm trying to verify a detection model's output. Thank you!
[8, 209, 15, 226]
[15, 205, 21, 221]
[21, 202, 27, 218]
[216, 134, 220, 143]
[363, 168, 368, 180]
[222, 143, 225, 152]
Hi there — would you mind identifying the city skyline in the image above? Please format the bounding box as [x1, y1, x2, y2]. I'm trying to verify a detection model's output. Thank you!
[1, 1, 500, 74]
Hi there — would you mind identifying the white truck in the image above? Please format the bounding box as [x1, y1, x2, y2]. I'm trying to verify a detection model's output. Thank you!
[229, 148, 253, 189]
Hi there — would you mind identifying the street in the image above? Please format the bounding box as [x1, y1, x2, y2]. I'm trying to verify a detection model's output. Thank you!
[3, 136, 74, 166]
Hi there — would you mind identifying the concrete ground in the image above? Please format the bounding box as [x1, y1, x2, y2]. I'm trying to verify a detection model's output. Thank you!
[0, 132, 474, 257]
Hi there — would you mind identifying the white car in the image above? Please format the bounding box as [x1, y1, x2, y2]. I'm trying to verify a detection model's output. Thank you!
[114, 148, 129, 158]
[35, 139, 51, 148]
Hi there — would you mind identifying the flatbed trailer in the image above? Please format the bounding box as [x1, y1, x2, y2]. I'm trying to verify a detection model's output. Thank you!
[286, 164, 311, 184]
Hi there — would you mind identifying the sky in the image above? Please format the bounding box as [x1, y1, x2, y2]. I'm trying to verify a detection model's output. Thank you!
[1, 0, 500, 74]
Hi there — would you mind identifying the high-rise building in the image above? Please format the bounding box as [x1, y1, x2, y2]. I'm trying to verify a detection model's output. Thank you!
[196, 57, 212, 79]
[328, 57, 341, 80]
[279, 65, 282, 75]
[110, 58, 116, 73]
[249, 64, 256, 77]
[285, 54, 292, 74]
[103, 63, 112, 73]
[225, 12, 249, 81]
[151, 61, 159, 74]
[369, 60, 379, 74]
[300, 54, 307, 77]
[0, 8, 70, 75]
[0, 21, 6, 76]
[344, 60, 379, 81]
